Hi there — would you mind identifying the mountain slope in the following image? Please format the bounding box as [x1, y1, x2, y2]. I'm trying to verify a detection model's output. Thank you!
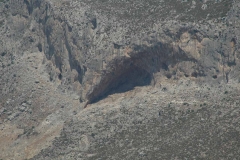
[1, 0, 240, 159]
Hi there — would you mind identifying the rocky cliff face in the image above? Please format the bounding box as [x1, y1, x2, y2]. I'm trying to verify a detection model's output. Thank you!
[1, 0, 240, 159]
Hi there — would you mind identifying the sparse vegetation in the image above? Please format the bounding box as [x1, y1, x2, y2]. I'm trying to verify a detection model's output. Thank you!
[1, 52, 6, 57]
[0, 20, 4, 28]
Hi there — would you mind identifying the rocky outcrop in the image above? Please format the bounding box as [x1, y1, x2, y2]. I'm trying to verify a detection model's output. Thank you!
[3, 0, 239, 103]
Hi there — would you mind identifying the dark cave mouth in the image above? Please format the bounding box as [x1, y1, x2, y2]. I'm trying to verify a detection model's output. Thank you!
[89, 65, 152, 104]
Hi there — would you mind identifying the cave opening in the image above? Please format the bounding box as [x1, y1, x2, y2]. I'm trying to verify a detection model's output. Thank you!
[87, 42, 196, 104]
[89, 63, 152, 104]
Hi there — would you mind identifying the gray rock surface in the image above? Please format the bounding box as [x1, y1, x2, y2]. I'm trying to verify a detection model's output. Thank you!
[0, 0, 240, 159]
